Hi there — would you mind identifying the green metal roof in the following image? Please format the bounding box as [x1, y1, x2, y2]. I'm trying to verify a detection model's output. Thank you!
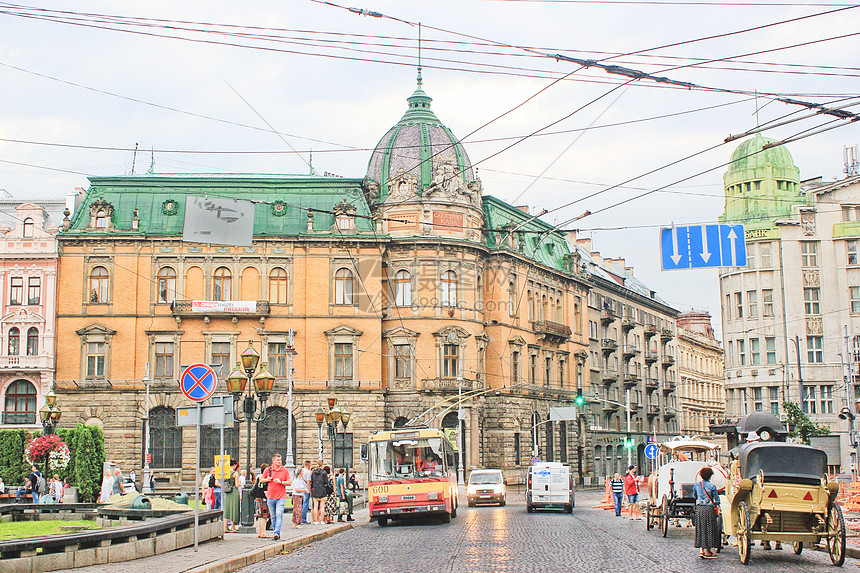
[481, 195, 571, 273]
[727, 134, 798, 173]
[64, 174, 375, 237]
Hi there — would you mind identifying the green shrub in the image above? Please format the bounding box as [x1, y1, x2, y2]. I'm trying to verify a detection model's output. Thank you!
[0, 429, 32, 486]
[73, 425, 104, 502]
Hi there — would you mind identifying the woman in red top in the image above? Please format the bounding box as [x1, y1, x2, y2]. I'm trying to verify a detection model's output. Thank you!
[623, 465, 643, 520]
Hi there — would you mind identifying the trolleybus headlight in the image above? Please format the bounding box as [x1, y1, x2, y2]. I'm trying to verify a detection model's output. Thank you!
[378, 495, 388, 503]
[428, 492, 439, 500]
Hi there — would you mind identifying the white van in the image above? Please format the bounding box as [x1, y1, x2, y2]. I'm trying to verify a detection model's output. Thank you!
[526, 462, 574, 513]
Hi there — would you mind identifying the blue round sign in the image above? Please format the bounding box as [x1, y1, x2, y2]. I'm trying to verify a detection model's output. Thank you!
[644, 443, 659, 460]
[180, 363, 218, 402]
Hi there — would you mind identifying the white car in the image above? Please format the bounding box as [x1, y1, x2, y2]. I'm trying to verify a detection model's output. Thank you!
[526, 462, 574, 513]
[466, 469, 506, 507]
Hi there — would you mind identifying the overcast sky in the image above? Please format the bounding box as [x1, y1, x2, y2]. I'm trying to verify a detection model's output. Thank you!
[1, 0, 858, 337]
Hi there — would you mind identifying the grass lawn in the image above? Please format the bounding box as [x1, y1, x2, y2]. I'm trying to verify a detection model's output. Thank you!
[0, 520, 100, 541]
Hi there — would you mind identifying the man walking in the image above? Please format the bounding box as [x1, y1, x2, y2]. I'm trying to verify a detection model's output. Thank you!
[261, 454, 291, 541]
[27, 466, 42, 504]
[298, 460, 313, 524]
[336, 468, 354, 522]
[610, 473, 625, 517]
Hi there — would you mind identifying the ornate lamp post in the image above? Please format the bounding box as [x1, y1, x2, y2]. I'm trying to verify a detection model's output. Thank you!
[316, 395, 351, 472]
[226, 341, 275, 527]
[39, 389, 62, 435]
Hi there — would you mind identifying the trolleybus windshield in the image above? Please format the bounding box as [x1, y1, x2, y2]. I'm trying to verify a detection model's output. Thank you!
[370, 437, 446, 479]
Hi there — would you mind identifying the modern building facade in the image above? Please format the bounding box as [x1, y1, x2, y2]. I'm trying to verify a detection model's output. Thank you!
[676, 311, 724, 437]
[0, 199, 65, 430]
[719, 134, 860, 471]
[575, 240, 680, 480]
[52, 74, 596, 487]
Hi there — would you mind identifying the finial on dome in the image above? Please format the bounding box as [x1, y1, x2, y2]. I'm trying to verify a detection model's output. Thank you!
[417, 22, 423, 86]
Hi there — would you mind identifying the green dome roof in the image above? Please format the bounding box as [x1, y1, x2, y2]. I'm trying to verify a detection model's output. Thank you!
[366, 72, 474, 200]
[728, 133, 798, 173]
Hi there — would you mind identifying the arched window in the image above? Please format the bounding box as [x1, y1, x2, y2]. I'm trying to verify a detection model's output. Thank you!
[157, 267, 176, 303]
[256, 407, 296, 468]
[508, 282, 517, 316]
[95, 210, 107, 228]
[213, 267, 231, 301]
[8, 328, 19, 356]
[334, 268, 353, 305]
[442, 411, 464, 469]
[559, 421, 568, 463]
[441, 271, 457, 307]
[22, 218, 34, 238]
[394, 270, 411, 306]
[149, 407, 182, 468]
[89, 266, 109, 303]
[545, 420, 554, 462]
[594, 445, 603, 479]
[541, 295, 548, 321]
[200, 425, 239, 466]
[393, 416, 409, 429]
[26, 328, 38, 356]
[605, 445, 615, 475]
[3, 379, 37, 424]
[527, 290, 534, 321]
[269, 268, 288, 304]
[556, 298, 562, 323]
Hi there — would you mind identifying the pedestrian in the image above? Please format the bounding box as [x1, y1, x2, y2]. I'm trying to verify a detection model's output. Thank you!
[207, 467, 222, 510]
[0, 476, 5, 494]
[624, 465, 642, 520]
[238, 469, 247, 493]
[202, 470, 213, 509]
[299, 460, 313, 524]
[310, 460, 328, 524]
[336, 468, 354, 522]
[112, 469, 124, 496]
[323, 465, 337, 523]
[223, 460, 241, 533]
[99, 470, 113, 503]
[291, 461, 309, 529]
[693, 466, 720, 559]
[349, 472, 359, 492]
[62, 478, 70, 501]
[261, 454, 291, 541]
[27, 466, 42, 504]
[149, 474, 156, 493]
[50, 474, 63, 503]
[129, 469, 136, 487]
[610, 473, 624, 517]
[251, 467, 271, 537]
[16, 479, 29, 503]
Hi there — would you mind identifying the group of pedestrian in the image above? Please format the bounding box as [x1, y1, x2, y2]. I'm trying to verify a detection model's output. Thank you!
[609, 465, 644, 520]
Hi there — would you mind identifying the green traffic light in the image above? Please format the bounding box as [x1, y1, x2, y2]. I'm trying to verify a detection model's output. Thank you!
[575, 389, 585, 406]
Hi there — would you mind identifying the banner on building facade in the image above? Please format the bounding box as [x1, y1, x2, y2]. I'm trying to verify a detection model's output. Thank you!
[183, 196, 255, 247]
[189, 300, 258, 313]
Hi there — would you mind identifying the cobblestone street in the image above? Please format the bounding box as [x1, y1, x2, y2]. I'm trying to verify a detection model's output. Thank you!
[239, 489, 857, 573]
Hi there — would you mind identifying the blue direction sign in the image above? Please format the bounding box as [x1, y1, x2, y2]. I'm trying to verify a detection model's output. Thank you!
[660, 224, 746, 270]
[644, 443, 659, 460]
[180, 363, 218, 402]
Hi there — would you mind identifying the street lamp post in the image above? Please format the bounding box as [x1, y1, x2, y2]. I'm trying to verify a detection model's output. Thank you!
[38, 389, 62, 479]
[316, 395, 352, 469]
[226, 341, 275, 528]
[285, 329, 297, 473]
[142, 362, 152, 494]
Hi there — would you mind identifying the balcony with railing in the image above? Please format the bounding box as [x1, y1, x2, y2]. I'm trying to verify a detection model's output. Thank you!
[601, 339, 618, 353]
[532, 320, 572, 344]
[622, 345, 640, 359]
[600, 308, 617, 325]
[621, 317, 637, 332]
[660, 328, 674, 341]
[0, 355, 54, 369]
[170, 300, 270, 316]
[602, 368, 618, 385]
[647, 404, 660, 416]
[663, 380, 676, 393]
[661, 352, 675, 368]
[644, 350, 658, 364]
[602, 401, 619, 413]
[664, 408, 677, 418]
[644, 377, 659, 391]
[623, 372, 640, 388]
[644, 324, 658, 338]
[628, 395, 641, 409]
[2, 411, 36, 425]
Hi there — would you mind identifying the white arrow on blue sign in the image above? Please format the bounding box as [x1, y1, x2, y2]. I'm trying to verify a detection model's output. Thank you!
[644, 443, 659, 460]
[660, 223, 746, 270]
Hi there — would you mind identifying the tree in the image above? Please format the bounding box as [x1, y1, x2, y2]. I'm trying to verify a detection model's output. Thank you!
[782, 401, 830, 444]
[0, 429, 32, 485]
[73, 425, 102, 502]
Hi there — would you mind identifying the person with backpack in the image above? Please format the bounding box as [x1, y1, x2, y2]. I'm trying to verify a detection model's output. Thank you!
[310, 460, 329, 524]
[27, 466, 45, 504]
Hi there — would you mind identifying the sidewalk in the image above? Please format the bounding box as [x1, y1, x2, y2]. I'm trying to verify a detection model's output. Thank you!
[60, 508, 368, 573]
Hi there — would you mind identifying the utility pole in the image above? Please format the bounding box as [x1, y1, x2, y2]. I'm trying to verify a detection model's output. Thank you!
[793, 335, 804, 410]
[285, 329, 296, 473]
[142, 362, 152, 494]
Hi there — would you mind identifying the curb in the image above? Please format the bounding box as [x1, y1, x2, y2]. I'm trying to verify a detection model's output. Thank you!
[185, 523, 353, 573]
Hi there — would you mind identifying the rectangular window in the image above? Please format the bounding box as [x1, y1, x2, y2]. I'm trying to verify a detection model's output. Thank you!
[849, 240, 859, 266]
[529, 354, 538, 384]
[442, 344, 459, 379]
[333, 433, 353, 469]
[747, 290, 758, 318]
[852, 287, 860, 314]
[802, 386, 817, 414]
[801, 242, 818, 267]
[511, 351, 520, 383]
[807, 336, 823, 363]
[769, 386, 779, 416]
[762, 289, 774, 317]
[268, 342, 287, 377]
[820, 385, 833, 414]
[728, 341, 734, 367]
[335, 343, 353, 378]
[514, 433, 521, 466]
[210, 342, 231, 376]
[545, 357, 552, 388]
[725, 294, 732, 321]
[9, 277, 22, 305]
[394, 344, 410, 379]
[753, 387, 763, 411]
[86, 342, 105, 378]
[750, 338, 760, 366]
[760, 242, 772, 267]
[574, 298, 582, 334]
[804, 288, 820, 315]
[154, 342, 174, 378]
[558, 359, 566, 388]
[765, 337, 776, 364]
[27, 277, 40, 305]
[735, 292, 743, 318]
[747, 245, 756, 269]
[738, 339, 746, 366]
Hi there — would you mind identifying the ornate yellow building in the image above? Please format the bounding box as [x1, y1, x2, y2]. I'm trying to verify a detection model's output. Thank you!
[54, 76, 592, 486]
[676, 311, 725, 437]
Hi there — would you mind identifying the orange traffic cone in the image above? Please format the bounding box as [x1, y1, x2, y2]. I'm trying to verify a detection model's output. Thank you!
[594, 477, 615, 510]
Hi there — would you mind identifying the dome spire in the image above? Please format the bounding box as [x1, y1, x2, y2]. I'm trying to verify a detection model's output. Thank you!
[417, 22, 423, 87]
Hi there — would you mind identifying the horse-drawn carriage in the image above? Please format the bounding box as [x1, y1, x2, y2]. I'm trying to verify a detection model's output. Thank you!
[724, 442, 846, 566]
[646, 436, 727, 537]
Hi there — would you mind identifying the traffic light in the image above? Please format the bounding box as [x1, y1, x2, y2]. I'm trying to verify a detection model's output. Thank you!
[624, 434, 634, 449]
[575, 389, 586, 406]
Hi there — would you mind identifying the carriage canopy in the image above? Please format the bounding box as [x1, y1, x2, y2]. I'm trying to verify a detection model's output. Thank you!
[739, 443, 827, 485]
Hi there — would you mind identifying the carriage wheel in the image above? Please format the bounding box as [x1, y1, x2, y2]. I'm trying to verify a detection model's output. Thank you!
[646, 505, 654, 531]
[826, 502, 846, 567]
[661, 497, 669, 538]
[792, 541, 803, 555]
[737, 501, 751, 565]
